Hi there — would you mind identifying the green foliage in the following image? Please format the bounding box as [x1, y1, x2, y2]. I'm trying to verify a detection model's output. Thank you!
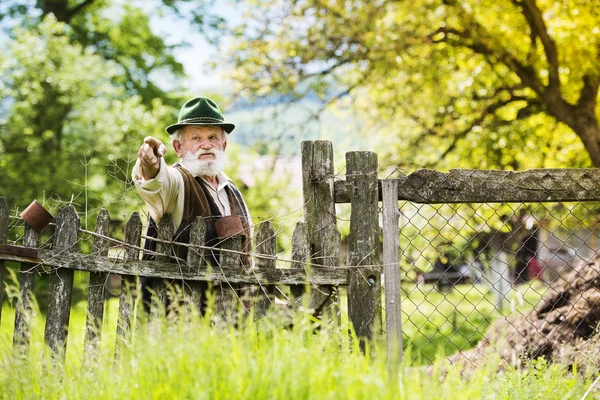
[225, 142, 304, 254]
[0, 15, 173, 224]
[0, 0, 236, 219]
[225, 0, 600, 170]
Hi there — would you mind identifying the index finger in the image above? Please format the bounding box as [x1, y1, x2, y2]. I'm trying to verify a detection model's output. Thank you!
[143, 136, 166, 157]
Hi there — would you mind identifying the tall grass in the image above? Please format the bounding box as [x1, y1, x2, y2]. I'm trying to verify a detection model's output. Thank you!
[0, 299, 596, 399]
[400, 281, 546, 363]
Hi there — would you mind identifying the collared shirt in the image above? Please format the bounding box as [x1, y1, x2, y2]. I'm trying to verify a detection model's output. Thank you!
[132, 158, 251, 232]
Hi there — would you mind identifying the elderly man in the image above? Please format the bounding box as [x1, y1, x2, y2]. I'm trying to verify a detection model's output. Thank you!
[132, 96, 252, 311]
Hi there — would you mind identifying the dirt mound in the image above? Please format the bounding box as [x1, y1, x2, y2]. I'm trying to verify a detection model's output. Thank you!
[450, 258, 600, 373]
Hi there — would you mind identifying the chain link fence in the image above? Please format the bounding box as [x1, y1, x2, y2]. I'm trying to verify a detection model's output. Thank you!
[391, 190, 600, 372]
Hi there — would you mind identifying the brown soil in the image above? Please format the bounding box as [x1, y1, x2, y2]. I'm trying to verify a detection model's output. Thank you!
[449, 258, 600, 374]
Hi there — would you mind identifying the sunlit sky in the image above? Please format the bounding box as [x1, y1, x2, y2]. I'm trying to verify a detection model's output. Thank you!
[146, 0, 241, 92]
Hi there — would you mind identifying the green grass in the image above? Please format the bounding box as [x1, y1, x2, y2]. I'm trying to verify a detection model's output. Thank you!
[0, 296, 597, 400]
[399, 281, 547, 363]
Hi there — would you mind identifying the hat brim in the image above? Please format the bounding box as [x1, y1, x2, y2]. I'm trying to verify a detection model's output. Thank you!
[166, 122, 235, 135]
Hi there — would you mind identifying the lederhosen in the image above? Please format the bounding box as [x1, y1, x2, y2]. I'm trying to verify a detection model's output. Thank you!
[141, 164, 251, 313]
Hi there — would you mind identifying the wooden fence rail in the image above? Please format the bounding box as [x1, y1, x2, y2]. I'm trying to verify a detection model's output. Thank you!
[2, 139, 600, 366]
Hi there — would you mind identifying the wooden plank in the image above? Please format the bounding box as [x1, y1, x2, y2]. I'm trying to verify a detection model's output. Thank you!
[301, 141, 341, 318]
[186, 217, 207, 315]
[220, 235, 243, 268]
[346, 151, 381, 344]
[0, 244, 38, 258]
[290, 221, 310, 298]
[382, 180, 403, 367]
[83, 209, 110, 361]
[255, 221, 276, 270]
[0, 197, 7, 326]
[152, 214, 174, 316]
[254, 221, 276, 313]
[115, 212, 142, 356]
[0, 250, 349, 285]
[13, 223, 39, 352]
[301, 141, 340, 267]
[333, 168, 600, 204]
[44, 206, 79, 359]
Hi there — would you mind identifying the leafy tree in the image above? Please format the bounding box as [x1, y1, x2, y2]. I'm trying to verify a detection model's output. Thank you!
[0, 0, 224, 217]
[0, 16, 173, 221]
[225, 0, 600, 170]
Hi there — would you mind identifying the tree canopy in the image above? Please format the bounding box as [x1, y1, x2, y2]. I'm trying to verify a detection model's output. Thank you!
[225, 0, 600, 170]
[0, 0, 221, 218]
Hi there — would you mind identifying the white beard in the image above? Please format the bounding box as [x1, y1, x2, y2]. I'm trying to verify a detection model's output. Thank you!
[180, 147, 226, 177]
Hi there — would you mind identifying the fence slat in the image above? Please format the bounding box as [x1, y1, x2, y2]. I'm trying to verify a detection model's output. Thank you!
[13, 223, 39, 351]
[301, 141, 341, 316]
[220, 236, 243, 268]
[254, 221, 276, 313]
[346, 151, 381, 345]
[186, 217, 207, 314]
[301, 140, 340, 267]
[255, 221, 276, 270]
[0, 197, 7, 326]
[382, 179, 402, 367]
[153, 214, 174, 315]
[115, 212, 141, 356]
[290, 221, 310, 298]
[44, 206, 79, 359]
[84, 209, 110, 360]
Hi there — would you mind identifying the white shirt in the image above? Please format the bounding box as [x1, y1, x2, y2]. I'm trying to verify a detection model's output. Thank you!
[132, 158, 251, 232]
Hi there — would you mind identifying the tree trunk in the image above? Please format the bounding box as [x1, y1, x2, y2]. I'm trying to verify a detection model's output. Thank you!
[43, 0, 70, 22]
[570, 113, 600, 168]
[556, 107, 600, 167]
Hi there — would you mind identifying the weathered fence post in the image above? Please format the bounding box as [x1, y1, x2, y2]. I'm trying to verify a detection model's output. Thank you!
[254, 220, 276, 313]
[44, 206, 79, 359]
[186, 217, 207, 314]
[382, 179, 403, 367]
[346, 151, 381, 346]
[301, 140, 341, 315]
[218, 228, 244, 314]
[115, 211, 141, 356]
[290, 221, 310, 298]
[153, 215, 174, 315]
[220, 235, 243, 268]
[0, 197, 7, 326]
[13, 223, 39, 352]
[83, 209, 110, 362]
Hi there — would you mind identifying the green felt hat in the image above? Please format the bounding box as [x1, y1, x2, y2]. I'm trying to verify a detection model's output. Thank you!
[166, 96, 235, 134]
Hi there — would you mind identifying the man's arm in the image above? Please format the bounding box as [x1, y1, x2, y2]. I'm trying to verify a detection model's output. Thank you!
[132, 137, 184, 227]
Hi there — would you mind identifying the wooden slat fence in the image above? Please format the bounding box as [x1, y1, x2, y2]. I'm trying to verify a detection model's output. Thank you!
[2, 139, 599, 367]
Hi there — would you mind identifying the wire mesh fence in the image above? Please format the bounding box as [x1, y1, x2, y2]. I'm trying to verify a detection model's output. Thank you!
[392, 197, 600, 372]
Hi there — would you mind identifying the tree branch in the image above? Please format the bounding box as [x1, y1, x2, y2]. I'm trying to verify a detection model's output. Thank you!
[433, 96, 532, 162]
[429, 25, 545, 96]
[578, 73, 600, 111]
[518, 0, 560, 93]
[68, 0, 96, 20]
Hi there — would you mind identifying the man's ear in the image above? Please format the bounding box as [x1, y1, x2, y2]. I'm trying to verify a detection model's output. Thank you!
[173, 139, 183, 158]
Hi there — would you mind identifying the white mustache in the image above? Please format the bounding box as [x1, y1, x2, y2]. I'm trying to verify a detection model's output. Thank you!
[191, 148, 218, 157]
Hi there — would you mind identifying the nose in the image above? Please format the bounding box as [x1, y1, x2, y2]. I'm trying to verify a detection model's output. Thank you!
[199, 138, 213, 149]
